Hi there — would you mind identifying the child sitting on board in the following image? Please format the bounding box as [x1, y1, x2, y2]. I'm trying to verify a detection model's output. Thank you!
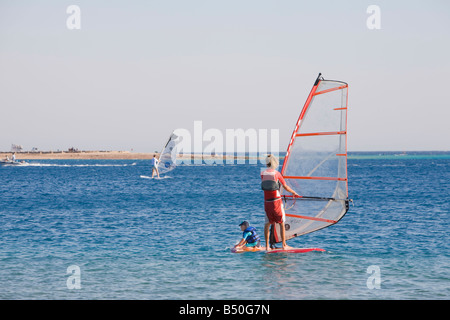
[234, 221, 261, 249]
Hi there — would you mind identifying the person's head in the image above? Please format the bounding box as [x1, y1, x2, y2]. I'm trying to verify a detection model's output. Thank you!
[153, 155, 156, 158]
[265, 154, 279, 169]
[239, 221, 249, 231]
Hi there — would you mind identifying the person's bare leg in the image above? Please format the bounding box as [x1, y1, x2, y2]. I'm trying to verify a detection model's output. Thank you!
[264, 222, 271, 251]
[281, 222, 292, 250]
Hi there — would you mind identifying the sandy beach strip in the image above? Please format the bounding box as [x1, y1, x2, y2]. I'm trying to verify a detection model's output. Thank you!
[0, 151, 155, 160]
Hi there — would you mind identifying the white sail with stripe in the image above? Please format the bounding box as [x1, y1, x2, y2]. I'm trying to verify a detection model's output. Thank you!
[156, 131, 180, 175]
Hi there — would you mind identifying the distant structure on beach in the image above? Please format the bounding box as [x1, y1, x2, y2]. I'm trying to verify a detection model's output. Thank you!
[11, 144, 23, 152]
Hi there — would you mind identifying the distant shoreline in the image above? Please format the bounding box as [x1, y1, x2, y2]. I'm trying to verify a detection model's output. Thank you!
[0, 151, 258, 160]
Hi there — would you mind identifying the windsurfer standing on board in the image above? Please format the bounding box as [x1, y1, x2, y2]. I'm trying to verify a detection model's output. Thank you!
[261, 154, 299, 251]
[151, 154, 160, 178]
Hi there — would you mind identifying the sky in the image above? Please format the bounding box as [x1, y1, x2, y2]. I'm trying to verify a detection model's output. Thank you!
[1, 0, 449, 152]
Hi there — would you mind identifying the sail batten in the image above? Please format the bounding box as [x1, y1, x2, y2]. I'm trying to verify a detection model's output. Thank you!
[295, 131, 346, 137]
[284, 176, 347, 181]
[272, 73, 350, 244]
[313, 84, 348, 96]
[285, 214, 338, 224]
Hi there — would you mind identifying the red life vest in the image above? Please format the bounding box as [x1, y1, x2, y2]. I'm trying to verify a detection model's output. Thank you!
[261, 169, 285, 224]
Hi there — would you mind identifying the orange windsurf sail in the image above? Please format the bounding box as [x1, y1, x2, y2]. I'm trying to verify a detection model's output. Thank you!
[271, 73, 350, 244]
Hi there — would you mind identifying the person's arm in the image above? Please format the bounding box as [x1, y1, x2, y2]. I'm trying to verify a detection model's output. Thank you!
[235, 232, 251, 247]
[282, 183, 298, 197]
[234, 238, 247, 248]
[278, 172, 299, 197]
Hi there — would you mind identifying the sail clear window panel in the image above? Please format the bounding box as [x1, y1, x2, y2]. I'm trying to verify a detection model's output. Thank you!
[299, 89, 347, 134]
[283, 134, 346, 179]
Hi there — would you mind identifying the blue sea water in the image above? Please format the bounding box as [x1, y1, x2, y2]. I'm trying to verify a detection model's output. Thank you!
[0, 153, 449, 300]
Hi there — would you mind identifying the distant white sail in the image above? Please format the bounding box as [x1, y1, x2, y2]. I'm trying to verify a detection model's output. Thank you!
[271, 73, 350, 244]
[156, 132, 180, 175]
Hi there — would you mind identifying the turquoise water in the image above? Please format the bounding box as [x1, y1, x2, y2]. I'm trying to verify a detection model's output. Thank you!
[0, 153, 449, 299]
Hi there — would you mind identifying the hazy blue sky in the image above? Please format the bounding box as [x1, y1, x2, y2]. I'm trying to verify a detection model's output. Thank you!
[1, 0, 449, 152]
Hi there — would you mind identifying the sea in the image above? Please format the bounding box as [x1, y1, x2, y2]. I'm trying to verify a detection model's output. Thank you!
[0, 151, 448, 300]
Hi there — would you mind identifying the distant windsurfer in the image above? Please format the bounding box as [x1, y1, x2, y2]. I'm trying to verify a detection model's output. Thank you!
[234, 221, 261, 250]
[261, 154, 299, 251]
[151, 154, 160, 178]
